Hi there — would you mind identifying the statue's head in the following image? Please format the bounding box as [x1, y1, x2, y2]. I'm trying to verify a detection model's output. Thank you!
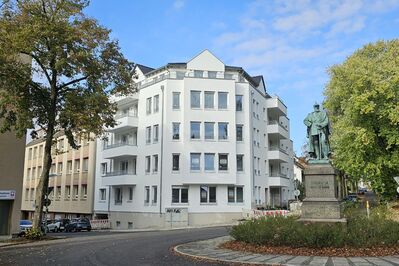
[313, 103, 320, 112]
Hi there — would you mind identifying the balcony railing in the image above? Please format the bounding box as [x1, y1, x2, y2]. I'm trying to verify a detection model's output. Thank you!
[103, 170, 136, 177]
[268, 120, 288, 131]
[269, 147, 289, 155]
[103, 142, 137, 150]
[270, 172, 288, 178]
[114, 113, 138, 120]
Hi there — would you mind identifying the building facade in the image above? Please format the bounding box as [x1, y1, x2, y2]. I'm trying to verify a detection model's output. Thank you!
[94, 50, 294, 229]
[0, 131, 25, 238]
[21, 131, 96, 220]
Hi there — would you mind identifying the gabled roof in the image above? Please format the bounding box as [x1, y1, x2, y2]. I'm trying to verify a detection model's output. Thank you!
[136, 64, 154, 75]
[251, 76, 263, 87]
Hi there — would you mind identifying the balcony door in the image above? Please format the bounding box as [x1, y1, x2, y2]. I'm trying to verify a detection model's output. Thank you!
[120, 161, 129, 174]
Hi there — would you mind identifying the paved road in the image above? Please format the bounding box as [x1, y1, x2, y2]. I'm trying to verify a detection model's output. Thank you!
[0, 227, 229, 266]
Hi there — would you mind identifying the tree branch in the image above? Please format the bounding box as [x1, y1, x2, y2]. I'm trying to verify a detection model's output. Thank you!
[20, 51, 52, 85]
[58, 76, 88, 92]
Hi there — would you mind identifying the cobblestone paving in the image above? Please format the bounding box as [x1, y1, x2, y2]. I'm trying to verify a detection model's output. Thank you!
[174, 236, 399, 266]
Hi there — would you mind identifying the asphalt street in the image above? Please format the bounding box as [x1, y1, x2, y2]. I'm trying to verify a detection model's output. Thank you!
[0, 227, 229, 266]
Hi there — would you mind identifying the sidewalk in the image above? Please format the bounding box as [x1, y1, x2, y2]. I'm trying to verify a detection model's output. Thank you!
[174, 236, 399, 266]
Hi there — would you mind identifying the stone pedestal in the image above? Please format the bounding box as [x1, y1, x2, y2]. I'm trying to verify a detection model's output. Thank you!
[300, 163, 346, 223]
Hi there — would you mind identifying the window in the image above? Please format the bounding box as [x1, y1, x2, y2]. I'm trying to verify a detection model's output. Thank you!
[204, 122, 214, 140]
[194, 70, 203, 78]
[115, 187, 122, 204]
[200, 186, 216, 203]
[218, 92, 228, 109]
[237, 155, 244, 172]
[25, 188, 29, 200]
[218, 122, 228, 140]
[55, 163, 62, 174]
[28, 148, 32, 160]
[208, 71, 217, 78]
[82, 158, 89, 172]
[172, 122, 180, 140]
[146, 126, 151, 144]
[27, 168, 31, 179]
[236, 95, 243, 111]
[101, 163, 107, 175]
[120, 161, 128, 173]
[153, 125, 159, 142]
[204, 153, 215, 171]
[172, 92, 180, 109]
[153, 155, 158, 173]
[236, 125, 243, 141]
[190, 122, 201, 139]
[219, 154, 228, 171]
[50, 164, 55, 175]
[56, 186, 61, 199]
[190, 91, 201, 108]
[128, 187, 133, 201]
[81, 185, 87, 199]
[73, 185, 78, 199]
[65, 186, 71, 199]
[38, 166, 42, 178]
[33, 147, 37, 158]
[144, 186, 150, 204]
[204, 91, 214, 109]
[190, 153, 201, 171]
[172, 187, 188, 203]
[39, 145, 43, 157]
[152, 186, 157, 204]
[153, 94, 159, 113]
[145, 156, 151, 173]
[228, 186, 244, 203]
[99, 189, 106, 201]
[172, 154, 180, 171]
[146, 97, 152, 114]
[74, 159, 80, 172]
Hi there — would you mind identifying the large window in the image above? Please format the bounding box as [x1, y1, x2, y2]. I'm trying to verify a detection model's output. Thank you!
[190, 153, 201, 171]
[146, 97, 152, 114]
[99, 189, 106, 201]
[194, 70, 203, 78]
[200, 186, 216, 203]
[190, 122, 201, 139]
[146, 126, 151, 144]
[204, 153, 215, 171]
[204, 122, 214, 140]
[153, 94, 159, 113]
[228, 186, 244, 203]
[219, 154, 228, 171]
[237, 155, 244, 172]
[190, 90, 201, 108]
[172, 154, 180, 171]
[236, 125, 243, 141]
[153, 124, 159, 142]
[172, 122, 180, 140]
[172, 92, 180, 109]
[153, 155, 158, 173]
[145, 156, 151, 173]
[208, 71, 217, 78]
[115, 187, 122, 204]
[204, 91, 214, 109]
[218, 92, 228, 109]
[152, 186, 157, 204]
[236, 95, 243, 111]
[172, 187, 189, 203]
[218, 122, 228, 140]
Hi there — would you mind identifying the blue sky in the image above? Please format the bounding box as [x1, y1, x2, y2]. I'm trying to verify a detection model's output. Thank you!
[85, 0, 399, 154]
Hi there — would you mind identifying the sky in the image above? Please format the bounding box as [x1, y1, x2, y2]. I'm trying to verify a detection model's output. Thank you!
[85, 0, 399, 154]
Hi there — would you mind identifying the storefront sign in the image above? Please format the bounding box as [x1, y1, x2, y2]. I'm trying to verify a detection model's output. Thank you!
[0, 190, 16, 200]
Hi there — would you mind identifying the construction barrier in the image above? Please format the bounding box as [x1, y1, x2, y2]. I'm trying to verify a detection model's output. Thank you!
[242, 209, 289, 219]
[90, 219, 111, 230]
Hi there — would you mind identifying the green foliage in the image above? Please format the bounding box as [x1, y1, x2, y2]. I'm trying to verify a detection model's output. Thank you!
[231, 215, 399, 248]
[24, 228, 43, 240]
[324, 40, 399, 200]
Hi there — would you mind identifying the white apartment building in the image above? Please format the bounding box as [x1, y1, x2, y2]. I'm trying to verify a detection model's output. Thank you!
[94, 50, 294, 229]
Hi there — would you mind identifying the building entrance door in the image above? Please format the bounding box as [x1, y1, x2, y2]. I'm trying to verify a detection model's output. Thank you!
[0, 200, 12, 235]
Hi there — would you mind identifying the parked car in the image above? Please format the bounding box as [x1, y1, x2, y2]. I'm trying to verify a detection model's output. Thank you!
[65, 218, 91, 232]
[343, 193, 358, 202]
[47, 220, 61, 232]
[19, 220, 33, 236]
[358, 188, 368, 195]
[57, 218, 70, 232]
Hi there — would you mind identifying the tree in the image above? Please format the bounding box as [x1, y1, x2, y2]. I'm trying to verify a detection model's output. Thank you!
[324, 40, 399, 200]
[0, 0, 134, 230]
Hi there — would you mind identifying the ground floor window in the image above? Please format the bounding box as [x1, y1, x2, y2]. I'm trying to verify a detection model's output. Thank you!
[228, 186, 244, 203]
[200, 186, 216, 203]
[172, 187, 188, 203]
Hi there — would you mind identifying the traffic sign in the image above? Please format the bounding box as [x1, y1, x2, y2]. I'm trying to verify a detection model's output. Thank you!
[294, 190, 300, 196]
[394, 177, 399, 185]
[44, 198, 51, 207]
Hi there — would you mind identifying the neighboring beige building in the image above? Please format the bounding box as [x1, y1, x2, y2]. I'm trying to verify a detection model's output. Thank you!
[0, 131, 25, 238]
[21, 131, 96, 220]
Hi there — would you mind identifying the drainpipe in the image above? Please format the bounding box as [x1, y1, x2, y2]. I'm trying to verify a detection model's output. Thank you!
[159, 85, 165, 215]
[250, 90, 255, 208]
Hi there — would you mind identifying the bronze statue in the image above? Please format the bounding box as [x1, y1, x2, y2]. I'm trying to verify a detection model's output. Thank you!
[304, 103, 331, 161]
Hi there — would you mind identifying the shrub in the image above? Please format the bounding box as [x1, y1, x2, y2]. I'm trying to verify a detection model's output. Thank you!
[230, 215, 399, 248]
[24, 228, 43, 240]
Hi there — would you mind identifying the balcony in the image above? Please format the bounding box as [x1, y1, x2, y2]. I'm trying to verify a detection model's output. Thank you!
[268, 148, 290, 163]
[267, 120, 289, 139]
[102, 171, 137, 186]
[267, 97, 287, 116]
[103, 143, 138, 159]
[107, 114, 138, 133]
[268, 173, 290, 187]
